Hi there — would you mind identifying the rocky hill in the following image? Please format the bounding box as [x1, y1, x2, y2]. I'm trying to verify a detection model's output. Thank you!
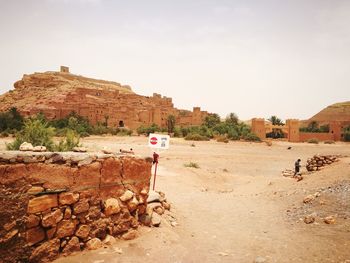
[0, 71, 134, 112]
[307, 101, 350, 123]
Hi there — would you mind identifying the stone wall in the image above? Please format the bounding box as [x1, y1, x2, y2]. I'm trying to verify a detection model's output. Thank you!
[0, 151, 152, 263]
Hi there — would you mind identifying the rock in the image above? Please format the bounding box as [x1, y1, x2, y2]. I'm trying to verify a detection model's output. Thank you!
[155, 206, 165, 215]
[217, 252, 229, 256]
[29, 238, 60, 263]
[127, 196, 139, 212]
[119, 190, 134, 202]
[101, 147, 113, 154]
[147, 190, 161, 203]
[27, 186, 44, 195]
[162, 201, 171, 210]
[303, 195, 315, 204]
[122, 229, 138, 240]
[85, 238, 102, 250]
[62, 236, 81, 255]
[42, 209, 63, 228]
[3, 229, 19, 242]
[78, 157, 93, 167]
[254, 256, 267, 263]
[46, 227, 57, 239]
[56, 220, 76, 238]
[104, 198, 121, 216]
[64, 207, 72, 219]
[26, 214, 41, 228]
[19, 142, 34, 151]
[3, 220, 16, 231]
[304, 214, 315, 224]
[33, 146, 47, 152]
[139, 214, 152, 226]
[59, 192, 80, 205]
[73, 199, 89, 214]
[103, 234, 116, 245]
[26, 226, 46, 246]
[75, 224, 90, 239]
[146, 202, 162, 214]
[324, 216, 336, 224]
[27, 194, 58, 214]
[151, 212, 162, 227]
[73, 147, 87, 153]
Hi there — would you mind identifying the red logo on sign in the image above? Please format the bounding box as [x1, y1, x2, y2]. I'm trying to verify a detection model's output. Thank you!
[150, 137, 158, 145]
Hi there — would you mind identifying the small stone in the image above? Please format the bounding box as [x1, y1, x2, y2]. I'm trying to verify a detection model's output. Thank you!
[19, 142, 34, 151]
[3, 220, 16, 231]
[73, 199, 89, 214]
[78, 157, 93, 167]
[119, 190, 134, 202]
[27, 186, 44, 195]
[64, 207, 72, 219]
[33, 146, 47, 152]
[151, 212, 162, 227]
[303, 195, 315, 204]
[59, 192, 80, 205]
[73, 147, 87, 152]
[304, 214, 315, 224]
[86, 238, 102, 250]
[62, 236, 81, 255]
[75, 224, 90, 239]
[147, 190, 161, 203]
[42, 209, 63, 228]
[46, 227, 57, 239]
[217, 252, 229, 256]
[155, 206, 165, 215]
[103, 234, 116, 245]
[127, 196, 139, 212]
[26, 214, 41, 228]
[139, 214, 152, 226]
[162, 201, 171, 210]
[26, 226, 46, 246]
[101, 147, 113, 154]
[104, 198, 121, 216]
[324, 216, 336, 224]
[121, 229, 138, 240]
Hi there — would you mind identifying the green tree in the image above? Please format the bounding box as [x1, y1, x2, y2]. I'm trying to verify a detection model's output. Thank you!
[268, 115, 284, 126]
[167, 115, 176, 134]
[225, 112, 239, 126]
[203, 113, 221, 128]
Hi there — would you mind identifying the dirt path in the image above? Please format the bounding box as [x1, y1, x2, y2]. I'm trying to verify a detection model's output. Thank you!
[2, 137, 349, 262]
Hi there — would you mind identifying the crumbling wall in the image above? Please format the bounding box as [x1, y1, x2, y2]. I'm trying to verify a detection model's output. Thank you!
[0, 151, 152, 263]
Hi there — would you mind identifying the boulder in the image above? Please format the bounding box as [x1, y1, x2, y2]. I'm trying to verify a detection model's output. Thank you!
[324, 216, 336, 224]
[56, 220, 76, 238]
[104, 198, 121, 216]
[27, 186, 44, 195]
[73, 199, 89, 214]
[19, 142, 34, 151]
[103, 235, 116, 245]
[85, 238, 102, 250]
[26, 214, 41, 228]
[29, 239, 60, 263]
[26, 226, 46, 246]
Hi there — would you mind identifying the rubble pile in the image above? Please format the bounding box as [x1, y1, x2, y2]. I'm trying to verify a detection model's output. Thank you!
[306, 155, 339, 171]
[0, 151, 152, 263]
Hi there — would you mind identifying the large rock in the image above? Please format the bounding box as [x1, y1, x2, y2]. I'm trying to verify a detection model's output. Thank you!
[85, 238, 102, 250]
[27, 194, 58, 214]
[147, 190, 161, 203]
[42, 209, 63, 228]
[59, 192, 79, 205]
[56, 220, 76, 238]
[73, 199, 89, 214]
[62, 236, 81, 255]
[75, 224, 90, 239]
[26, 226, 46, 246]
[120, 190, 134, 202]
[121, 229, 138, 240]
[26, 214, 41, 228]
[104, 198, 121, 216]
[19, 142, 34, 151]
[29, 238, 60, 263]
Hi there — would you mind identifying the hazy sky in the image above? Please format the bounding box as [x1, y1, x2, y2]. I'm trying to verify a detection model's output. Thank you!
[0, 0, 349, 120]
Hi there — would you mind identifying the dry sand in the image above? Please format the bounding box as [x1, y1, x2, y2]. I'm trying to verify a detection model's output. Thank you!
[2, 136, 349, 263]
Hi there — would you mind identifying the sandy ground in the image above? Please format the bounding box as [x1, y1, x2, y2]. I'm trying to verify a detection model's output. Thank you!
[1, 136, 349, 263]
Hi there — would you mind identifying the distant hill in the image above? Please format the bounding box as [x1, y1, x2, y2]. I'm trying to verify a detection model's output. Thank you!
[307, 101, 350, 124]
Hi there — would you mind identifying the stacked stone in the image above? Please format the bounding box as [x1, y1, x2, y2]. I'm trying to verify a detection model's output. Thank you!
[306, 155, 339, 171]
[0, 151, 152, 263]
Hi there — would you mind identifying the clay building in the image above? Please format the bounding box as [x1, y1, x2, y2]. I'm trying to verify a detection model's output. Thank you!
[0, 67, 209, 129]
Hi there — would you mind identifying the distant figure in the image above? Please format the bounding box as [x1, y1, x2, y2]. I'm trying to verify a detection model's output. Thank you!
[287, 146, 292, 150]
[294, 159, 301, 176]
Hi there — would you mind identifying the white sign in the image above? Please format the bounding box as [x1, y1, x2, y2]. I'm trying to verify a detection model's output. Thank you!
[148, 133, 170, 149]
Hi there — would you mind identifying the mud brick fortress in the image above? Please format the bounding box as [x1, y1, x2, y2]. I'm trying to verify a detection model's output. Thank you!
[0, 66, 209, 129]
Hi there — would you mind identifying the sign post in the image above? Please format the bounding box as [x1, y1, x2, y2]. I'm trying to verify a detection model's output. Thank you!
[148, 133, 170, 190]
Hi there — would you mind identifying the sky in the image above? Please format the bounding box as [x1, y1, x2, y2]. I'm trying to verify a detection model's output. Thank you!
[0, 0, 349, 121]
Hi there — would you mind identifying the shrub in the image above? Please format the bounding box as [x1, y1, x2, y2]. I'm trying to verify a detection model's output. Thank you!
[324, 140, 335, 144]
[307, 138, 319, 144]
[0, 107, 24, 132]
[243, 133, 261, 142]
[117, 128, 132, 136]
[55, 129, 81, 151]
[6, 118, 55, 150]
[227, 128, 240, 140]
[216, 136, 229, 143]
[0, 132, 9, 138]
[184, 162, 200, 168]
[184, 133, 210, 141]
[137, 123, 160, 135]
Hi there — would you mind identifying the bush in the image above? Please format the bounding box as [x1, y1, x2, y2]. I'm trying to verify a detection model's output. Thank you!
[0, 107, 24, 132]
[55, 129, 81, 151]
[324, 140, 335, 144]
[0, 132, 9, 138]
[184, 162, 200, 168]
[216, 136, 229, 143]
[50, 112, 92, 136]
[117, 128, 132, 136]
[307, 138, 319, 144]
[227, 128, 240, 140]
[6, 118, 55, 150]
[243, 133, 261, 142]
[184, 133, 210, 141]
[137, 123, 161, 135]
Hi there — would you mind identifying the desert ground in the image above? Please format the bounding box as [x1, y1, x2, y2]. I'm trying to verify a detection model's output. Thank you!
[1, 136, 349, 263]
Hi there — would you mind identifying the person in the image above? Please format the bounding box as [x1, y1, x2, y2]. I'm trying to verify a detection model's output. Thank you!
[294, 159, 301, 176]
